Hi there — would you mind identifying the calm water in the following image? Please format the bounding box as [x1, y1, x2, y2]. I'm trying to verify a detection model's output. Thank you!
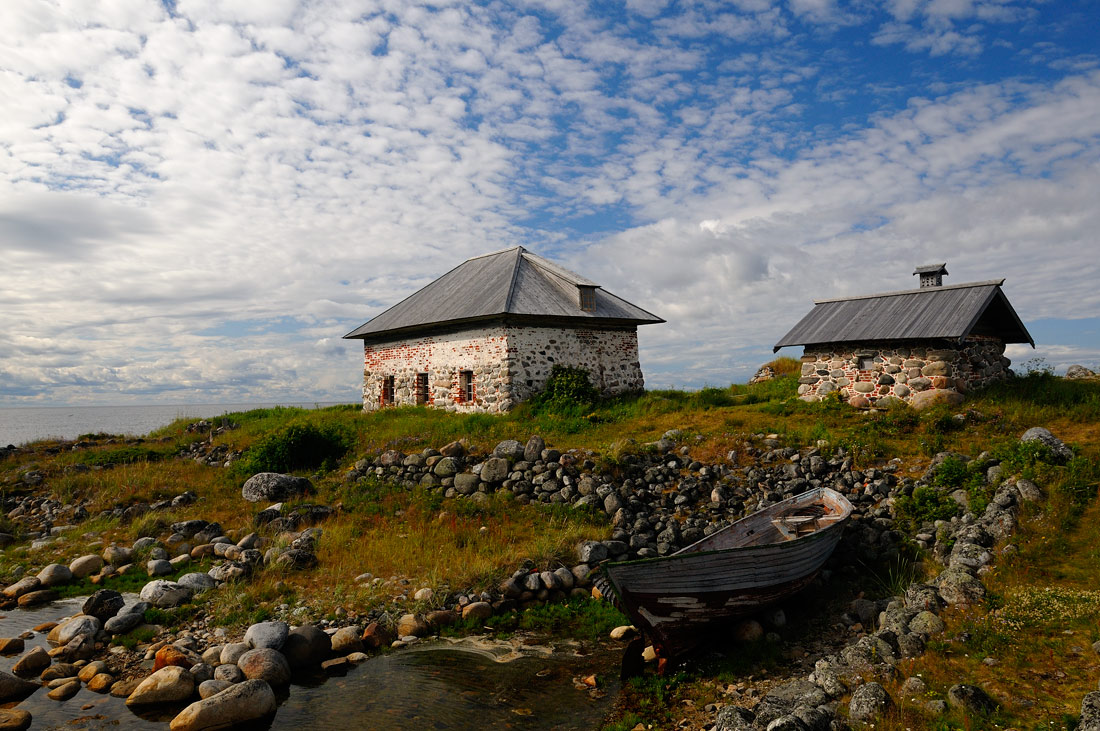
[0, 598, 616, 730]
[0, 403, 352, 447]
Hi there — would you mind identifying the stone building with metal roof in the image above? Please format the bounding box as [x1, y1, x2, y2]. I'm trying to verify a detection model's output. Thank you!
[344, 246, 664, 413]
[773, 264, 1033, 408]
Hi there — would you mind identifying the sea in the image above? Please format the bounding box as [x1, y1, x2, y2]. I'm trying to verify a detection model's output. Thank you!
[0, 402, 352, 447]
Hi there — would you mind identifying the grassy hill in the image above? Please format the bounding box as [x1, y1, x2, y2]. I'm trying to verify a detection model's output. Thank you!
[1, 359, 1098, 729]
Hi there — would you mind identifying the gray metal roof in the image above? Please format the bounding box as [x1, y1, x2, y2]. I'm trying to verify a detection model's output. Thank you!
[773, 279, 1034, 352]
[344, 246, 664, 340]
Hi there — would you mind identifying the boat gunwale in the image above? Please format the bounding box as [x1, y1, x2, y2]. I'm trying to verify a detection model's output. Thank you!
[603, 486, 852, 572]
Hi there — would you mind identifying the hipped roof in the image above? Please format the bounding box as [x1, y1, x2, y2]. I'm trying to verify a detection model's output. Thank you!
[773, 279, 1034, 352]
[344, 246, 664, 341]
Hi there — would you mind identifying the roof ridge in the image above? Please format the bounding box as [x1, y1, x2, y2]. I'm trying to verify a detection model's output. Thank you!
[813, 279, 1005, 304]
[521, 250, 600, 287]
[463, 245, 525, 263]
[503, 246, 524, 313]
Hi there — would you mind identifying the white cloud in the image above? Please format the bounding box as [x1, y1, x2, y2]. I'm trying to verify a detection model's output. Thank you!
[0, 0, 1095, 402]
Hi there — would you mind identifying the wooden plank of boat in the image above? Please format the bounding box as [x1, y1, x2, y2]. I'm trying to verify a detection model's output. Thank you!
[602, 487, 853, 659]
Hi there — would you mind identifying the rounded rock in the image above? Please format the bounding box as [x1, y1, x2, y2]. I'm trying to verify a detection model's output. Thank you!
[69, 555, 104, 579]
[82, 589, 125, 623]
[36, 564, 73, 588]
[197, 679, 233, 699]
[244, 621, 289, 651]
[241, 473, 313, 503]
[330, 626, 364, 654]
[0, 671, 39, 703]
[219, 643, 249, 666]
[282, 625, 331, 669]
[125, 666, 195, 706]
[213, 664, 244, 683]
[236, 648, 290, 686]
[177, 572, 217, 592]
[0, 709, 32, 731]
[169, 679, 276, 731]
[56, 615, 101, 645]
[139, 580, 193, 608]
[849, 681, 892, 722]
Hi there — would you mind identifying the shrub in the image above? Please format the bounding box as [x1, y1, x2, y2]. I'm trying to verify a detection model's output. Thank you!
[241, 421, 352, 474]
[895, 485, 960, 532]
[533, 365, 600, 410]
[75, 445, 168, 466]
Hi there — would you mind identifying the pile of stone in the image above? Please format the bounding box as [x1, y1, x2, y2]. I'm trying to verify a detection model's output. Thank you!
[1065, 364, 1098, 380]
[343, 433, 913, 567]
[748, 364, 777, 383]
[0, 616, 348, 729]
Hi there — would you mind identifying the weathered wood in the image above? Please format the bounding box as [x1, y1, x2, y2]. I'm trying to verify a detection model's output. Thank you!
[603, 487, 853, 659]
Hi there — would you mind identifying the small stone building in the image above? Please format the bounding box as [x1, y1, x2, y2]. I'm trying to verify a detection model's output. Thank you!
[773, 264, 1034, 408]
[343, 246, 664, 413]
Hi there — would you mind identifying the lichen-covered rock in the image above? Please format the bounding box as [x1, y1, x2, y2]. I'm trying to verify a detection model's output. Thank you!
[713, 705, 754, 731]
[751, 679, 827, 726]
[908, 611, 946, 636]
[492, 440, 525, 461]
[848, 681, 892, 722]
[241, 473, 313, 503]
[947, 684, 997, 714]
[1079, 691, 1100, 731]
[937, 568, 986, 606]
[140, 580, 193, 608]
[1019, 427, 1073, 462]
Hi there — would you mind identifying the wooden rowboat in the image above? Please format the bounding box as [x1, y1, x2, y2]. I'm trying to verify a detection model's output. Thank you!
[601, 487, 853, 660]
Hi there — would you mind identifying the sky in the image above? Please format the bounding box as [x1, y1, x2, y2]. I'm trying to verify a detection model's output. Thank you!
[2, 0, 1098, 406]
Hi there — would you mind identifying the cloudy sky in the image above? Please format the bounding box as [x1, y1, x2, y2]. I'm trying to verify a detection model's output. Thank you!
[2, 0, 1098, 405]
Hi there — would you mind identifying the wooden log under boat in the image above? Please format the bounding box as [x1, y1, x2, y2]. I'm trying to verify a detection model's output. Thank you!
[602, 487, 853, 659]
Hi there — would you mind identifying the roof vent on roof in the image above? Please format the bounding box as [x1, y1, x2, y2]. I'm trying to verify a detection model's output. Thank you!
[914, 263, 948, 288]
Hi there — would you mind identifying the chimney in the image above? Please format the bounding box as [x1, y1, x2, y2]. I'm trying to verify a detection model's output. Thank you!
[913, 263, 948, 288]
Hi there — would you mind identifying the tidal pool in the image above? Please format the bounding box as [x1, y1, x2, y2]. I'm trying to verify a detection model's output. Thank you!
[0, 599, 617, 730]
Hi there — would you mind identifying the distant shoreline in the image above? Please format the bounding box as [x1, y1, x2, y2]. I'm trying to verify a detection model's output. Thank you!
[0, 401, 356, 447]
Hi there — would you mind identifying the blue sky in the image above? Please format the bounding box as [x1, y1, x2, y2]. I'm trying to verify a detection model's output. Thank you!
[1, 0, 1098, 405]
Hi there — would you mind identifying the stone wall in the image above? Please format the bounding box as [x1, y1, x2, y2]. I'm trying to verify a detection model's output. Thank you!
[359, 323, 643, 413]
[796, 338, 1011, 408]
[506, 325, 643, 403]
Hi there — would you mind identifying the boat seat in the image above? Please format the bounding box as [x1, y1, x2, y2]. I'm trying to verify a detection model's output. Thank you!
[771, 511, 844, 540]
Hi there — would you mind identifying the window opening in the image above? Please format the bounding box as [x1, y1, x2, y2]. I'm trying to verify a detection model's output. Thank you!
[460, 370, 474, 403]
[579, 286, 596, 312]
[382, 376, 395, 405]
[859, 357, 875, 371]
[416, 372, 429, 405]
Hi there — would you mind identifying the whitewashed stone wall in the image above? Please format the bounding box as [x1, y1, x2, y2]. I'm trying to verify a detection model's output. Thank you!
[359, 323, 643, 413]
[507, 325, 644, 404]
[796, 338, 1011, 408]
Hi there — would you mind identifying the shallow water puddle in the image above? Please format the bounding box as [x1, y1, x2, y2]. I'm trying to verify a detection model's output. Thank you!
[0, 601, 617, 730]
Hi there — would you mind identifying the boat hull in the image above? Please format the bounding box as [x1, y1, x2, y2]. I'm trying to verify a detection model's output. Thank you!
[603, 488, 851, 658]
